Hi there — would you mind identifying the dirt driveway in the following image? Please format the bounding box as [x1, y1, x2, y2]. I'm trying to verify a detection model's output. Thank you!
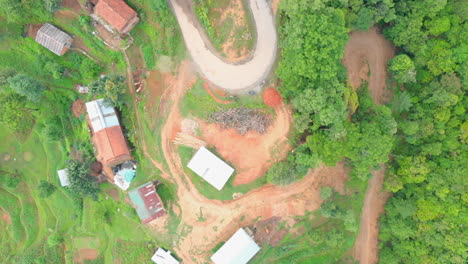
[169, 0, 277, 92]
[342, 27, 395, 104]
[343, 28, 395, 264]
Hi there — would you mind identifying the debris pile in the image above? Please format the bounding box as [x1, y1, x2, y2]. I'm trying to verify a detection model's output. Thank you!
[209, 107, 271, 135]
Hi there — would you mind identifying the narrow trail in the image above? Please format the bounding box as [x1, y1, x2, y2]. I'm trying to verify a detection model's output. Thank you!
[169, 0, 277, 92]
[343, 28, 395, 264]
[353, 168, 391, 264]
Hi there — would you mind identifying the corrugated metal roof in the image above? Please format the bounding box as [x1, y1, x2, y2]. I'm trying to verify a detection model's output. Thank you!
[151, 248, 179, 264]
[211, 228, 261, 264]
[94, 0, 138, 33]
[85, 99, 120, 132]
[35, 23, 73, 56]
[57, 169, 70, 187]
[128, 182, 166, 224]
[187, 147, 234, 191]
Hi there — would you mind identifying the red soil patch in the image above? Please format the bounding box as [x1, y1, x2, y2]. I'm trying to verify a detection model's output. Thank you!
[200, 104, 292, 185]
[342, 27, 395, 104]
[72, 99, 85, 117]
[204, 82, 232, 104]
[61, 0, 82, 13]
[263, 88, 282, 108]
[107, 188, 120, 201]
[1, 210, 12, 225]
[73, 248, 99, 264]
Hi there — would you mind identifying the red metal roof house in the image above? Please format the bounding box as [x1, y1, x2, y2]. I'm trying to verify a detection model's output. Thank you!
[93, 0, 140, 34]
[128, 182, 166, 224]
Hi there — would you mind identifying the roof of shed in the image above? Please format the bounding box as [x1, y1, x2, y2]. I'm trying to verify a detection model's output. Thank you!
[151, 248, 180, 264]
[57, 169, 70, 187]
[85, 99, 120, 133]
[187, 147, 234, 191]
[128, 182, 166, 224]
[35, 23, 72, 56]
[94, 0, 137, 33]
[211, 228, 260, 264]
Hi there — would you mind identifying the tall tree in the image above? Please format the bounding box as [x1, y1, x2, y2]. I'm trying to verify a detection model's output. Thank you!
[7, 74, 46, 103]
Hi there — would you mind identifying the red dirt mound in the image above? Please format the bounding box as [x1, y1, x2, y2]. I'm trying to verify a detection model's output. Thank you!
[72, 99, 85, 117]
[263, 88, 282, 108]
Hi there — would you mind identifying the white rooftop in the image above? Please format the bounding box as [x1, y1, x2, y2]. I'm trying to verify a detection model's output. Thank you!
[151, 248, 179, 264]
[211, 228, 260, 264]
[187, 147, 234, 191]
[57, 169, 70, 187]
[85, 99, 119, 133]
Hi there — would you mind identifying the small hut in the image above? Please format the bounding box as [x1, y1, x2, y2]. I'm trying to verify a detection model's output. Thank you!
[35, 23, 73, 56]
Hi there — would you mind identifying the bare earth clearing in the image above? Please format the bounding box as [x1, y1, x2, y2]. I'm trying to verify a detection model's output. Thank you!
[73, 248, 99, 264]
[343, 28, 395, 264]
[200, 102, 291, 185]
[139, 61, 349, 263]
[343, 27, 395, 104]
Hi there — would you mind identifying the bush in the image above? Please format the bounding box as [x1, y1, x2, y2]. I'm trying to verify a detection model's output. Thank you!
[266, 160, 300, 186]
[38, 181, 57, 198]
[0, 172, 20, 189]
[47, 233, 64, 247]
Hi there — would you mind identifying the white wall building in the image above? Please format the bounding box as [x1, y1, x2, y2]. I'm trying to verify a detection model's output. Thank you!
[151, 248, 179, 264]
[211, 228, 260, 264]
[187, 147, 234, 191]
[57, 169, 70, 187]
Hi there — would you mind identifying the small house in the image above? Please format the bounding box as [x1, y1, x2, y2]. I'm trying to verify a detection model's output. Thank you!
[128, 182, 166, 224]
[85, 99, 135, 190]
[57, 169, 70, 187]
[211, 228, 260, 264]
[35, 23, 73, 56]
[151, 248, 180, 264]
[93, 0, 140, 34]
[187, 147, 234, 191]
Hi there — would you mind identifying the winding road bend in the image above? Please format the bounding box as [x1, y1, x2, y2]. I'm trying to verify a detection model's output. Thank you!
[170, 0, 277, 92]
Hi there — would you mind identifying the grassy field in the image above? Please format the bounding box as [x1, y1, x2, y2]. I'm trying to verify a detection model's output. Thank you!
[194, 0, 256, 58]
[0, 126, 174, 263]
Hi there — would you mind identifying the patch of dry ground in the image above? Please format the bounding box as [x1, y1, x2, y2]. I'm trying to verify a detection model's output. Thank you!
[1, 209, 11, 225]
[72, 99, 85, 118]
[343, 28, 395, 264]
[73, 248, 99, 264]
[342, 27, 395, 104]
[139, 61, 350, 263]
[200, 102, 291, 185]
[214, 0, 254, 62]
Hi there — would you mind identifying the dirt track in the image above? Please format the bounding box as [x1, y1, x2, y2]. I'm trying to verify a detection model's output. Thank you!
[342, 27, 395, 104]
[343, 28, 395, 264]
[169, 0, 277, 92]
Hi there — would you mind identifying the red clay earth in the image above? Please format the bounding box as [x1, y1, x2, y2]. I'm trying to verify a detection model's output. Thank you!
[343, 27, 395, 264]
[71, 99, 85, 117]
[263, 87, 282, 108]
[204, 82, 233, 104]
[73, 248, 99, 264]
[1, 210, 12, 225]
[201, 102, 291, 186]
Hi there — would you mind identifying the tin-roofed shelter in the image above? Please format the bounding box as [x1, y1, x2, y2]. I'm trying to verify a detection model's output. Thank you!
[151, 248, 180, 264]
[57, 169, 70, 187]
[94, 0, 139, 34]
[187, 147, 234, 191]
[35, 23, 73, 56]
[85, 99, 134, 188]
[128, 182, 166, 224]
[211, 228, 260, 264]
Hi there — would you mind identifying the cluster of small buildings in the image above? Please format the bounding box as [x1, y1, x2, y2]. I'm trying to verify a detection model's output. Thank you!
[46, 0, 261, 263]
[32, 0, 139, 56]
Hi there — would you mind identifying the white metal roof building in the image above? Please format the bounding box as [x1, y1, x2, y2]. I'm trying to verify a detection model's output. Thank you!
[151, 248, 179, 264]
[85, 99, 120, 133]
[57, 169, 70, 187]
[211, 228, 261, 264]
[187, 146, 234, 191]
[35, 23, 73, 56]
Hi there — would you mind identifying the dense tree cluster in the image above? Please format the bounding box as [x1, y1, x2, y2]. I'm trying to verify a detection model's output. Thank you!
[66, 159, 100, 200]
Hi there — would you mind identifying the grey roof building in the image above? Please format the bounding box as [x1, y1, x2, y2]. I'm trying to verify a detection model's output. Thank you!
[35, 23, 73, 56]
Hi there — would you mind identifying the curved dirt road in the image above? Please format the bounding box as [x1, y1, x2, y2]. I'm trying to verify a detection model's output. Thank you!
[170, 0, 277, 92]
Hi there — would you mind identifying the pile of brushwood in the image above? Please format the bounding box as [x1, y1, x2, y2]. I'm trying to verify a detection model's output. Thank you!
[209, 107, 271, 135]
